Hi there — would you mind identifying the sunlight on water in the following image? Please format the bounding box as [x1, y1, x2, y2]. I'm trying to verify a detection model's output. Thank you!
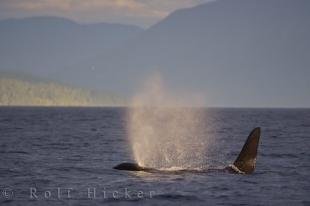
[128, 74, 210, 169]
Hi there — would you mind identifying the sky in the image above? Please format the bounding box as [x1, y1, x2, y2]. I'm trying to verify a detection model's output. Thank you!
[0, 0, 214, 27]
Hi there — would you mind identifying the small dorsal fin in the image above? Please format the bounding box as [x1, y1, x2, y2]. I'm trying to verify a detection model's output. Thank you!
[233, 127, 261, 174]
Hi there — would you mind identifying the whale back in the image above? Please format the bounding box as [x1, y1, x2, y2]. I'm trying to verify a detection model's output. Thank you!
[113, 162, 143, 171]
[114, 127, 261, 174]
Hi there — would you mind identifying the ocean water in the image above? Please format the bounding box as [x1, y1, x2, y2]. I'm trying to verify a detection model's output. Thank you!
[0, 107, 309, 205]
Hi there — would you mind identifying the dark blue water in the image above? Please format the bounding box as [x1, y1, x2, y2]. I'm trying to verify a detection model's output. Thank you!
[0, 107, 309, 205]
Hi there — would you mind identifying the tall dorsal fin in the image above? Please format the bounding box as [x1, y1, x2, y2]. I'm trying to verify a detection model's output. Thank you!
[233, 127, 261, 174]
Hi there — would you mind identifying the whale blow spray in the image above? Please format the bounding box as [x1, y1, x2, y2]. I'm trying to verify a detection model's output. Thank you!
[128, 74, 210, 169]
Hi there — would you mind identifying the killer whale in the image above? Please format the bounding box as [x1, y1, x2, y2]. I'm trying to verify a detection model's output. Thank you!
[114, 127, 261, 174]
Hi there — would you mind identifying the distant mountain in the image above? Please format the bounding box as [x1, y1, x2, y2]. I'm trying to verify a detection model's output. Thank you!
[1, 0, 309, 107]
[67, 0, 310, 107]
[0, 16, 143, 78]
[0, 72, 125, 106]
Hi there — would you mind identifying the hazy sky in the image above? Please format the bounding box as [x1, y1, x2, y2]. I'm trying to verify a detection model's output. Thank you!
[0, 0, 214, 27]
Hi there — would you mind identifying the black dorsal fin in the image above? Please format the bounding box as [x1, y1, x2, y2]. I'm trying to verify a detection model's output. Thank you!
[233, 127, 261, 174]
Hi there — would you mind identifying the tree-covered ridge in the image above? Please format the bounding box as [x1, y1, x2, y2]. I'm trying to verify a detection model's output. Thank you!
[0, 77, 125, 106]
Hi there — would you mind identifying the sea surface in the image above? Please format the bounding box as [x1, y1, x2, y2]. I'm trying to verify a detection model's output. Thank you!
[0, 107, 309, 205]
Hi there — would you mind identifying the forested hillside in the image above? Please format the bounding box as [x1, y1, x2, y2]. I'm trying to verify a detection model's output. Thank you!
[0, 77, 124, 106]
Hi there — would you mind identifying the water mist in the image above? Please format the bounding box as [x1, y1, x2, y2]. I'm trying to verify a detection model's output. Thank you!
[128, 74, 210, 169]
